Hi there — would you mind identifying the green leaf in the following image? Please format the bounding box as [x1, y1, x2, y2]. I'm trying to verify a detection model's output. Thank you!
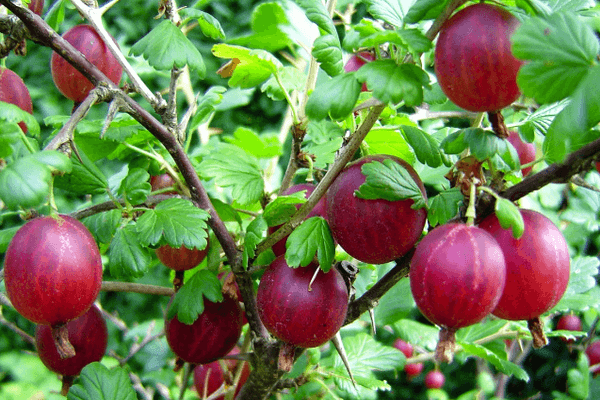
[401, 125, 442, 167]
[364, 0, 405, 27]
[261, 66, 305, 101]
[166, 270, 223, 324]
[211, 44, 282, 88]
[460, 128, 519, 170]
[67, 363, 136, 400]
[294, 0, 336, 35]
[392, 319, 439, 351]
[30, 150, 72, 174]
[82, 209, 123, 244]
[53, 148, 109, 195]
[374, 279, 416, 326]
[566, 256, 600, 295]
[355, 61, 430, 106]
[229, 2, 294, 52]
[243, 216, 268, 269]
[191, 86, 227, 128]
[311, 34, 344, 77]
[495, 198, 525, 239]
[553, 286, 600, 314]
[363, 129, 416, 165]
[199, 143, 265, 205]
[360, 29, 432, 56]
[305, 73, 360, 121]
[512, 12, 598, 104]
[0, 156, 51, 210]
[405, 0, 450, 24]
[223, 127, 282, 158]
[460, 342, 530, 381]
[355, 159, 427, 209]
[180, 9, 225, 40]
[427, 188, 463, 227]
[136, 198, 210, 248]
[130, 20, 206, 75]
[0, 102, 39, 137]
[108, 224, 151, 278]
[440, 129, 467, 155]
[542, 65, 600, 164]
[284, 216, 335, 271]
[118, 168, 151, 205]
[263, 191, 307, 227]
[566, 352, 590, 400]
[0, 226, 19, 253]
[211, 197, 243, 226]
[303, 120, 345, 168]
[518, 100, 568, 141]
[456, 320, 510, 343]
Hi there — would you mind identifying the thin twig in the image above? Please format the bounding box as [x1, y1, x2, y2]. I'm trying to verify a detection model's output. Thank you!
[101, 281, 175, 296]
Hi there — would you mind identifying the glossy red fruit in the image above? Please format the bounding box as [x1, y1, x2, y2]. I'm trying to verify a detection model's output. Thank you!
[479, 209, 570, 322]
[327, 155, 427, 264]
[586, 341, 600, 376]
[0, 67, 33, 133]
[4, 215, 103, 326]
[256, 256, 348, 348]
[557, 314, 582, 343]
[269, 183, 327, 257]
[36, 304, 107, 377]
[193, 347, 250, 400]
[165, 293, 243, 364]
[393, 338, 414, 358]
[51, 25, 122, 103]
[435, 3, 522, 112]
[150, 173, 178, 194]
[28, 0, 44, 15]
[410, 223, 506, 362]
[507, 131, 536, 176]
[156, 241, 209, 271]
[424, 370, 445, 389]
[404, 362, 424, 378]
[344, 51, 375, 92]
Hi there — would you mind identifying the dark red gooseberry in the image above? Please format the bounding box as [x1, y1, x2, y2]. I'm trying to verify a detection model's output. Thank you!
[393, 338, 413, 358]
[256, 256, 349, 348]
[424, 370, 445, 389]
[0, 67, 33, 133]
[36, 304, 107, 378]
[344, 51, 375, 92]
[51, 25, 123, 103]
[27, 0, 44, 15]
[165, 292, 243, 365]
[156, 240, 209, 271]
[4, 214, 103, 326]
[268, 183, 327, 257]
[506, 131, 536, 176]
[435, 3, 523, 112]
[586, 341, 600, 377]
[556, 314, 582, 343]
[150, 173, 178, 194]
[326, 154, 427, 265]
[193, 347, 250, 400]
[404, 362, 424, 378]
[410, 223, 506, 362]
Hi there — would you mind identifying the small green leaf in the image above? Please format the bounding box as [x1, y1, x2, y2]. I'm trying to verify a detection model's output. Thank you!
[224, 127, 282, 158]
[285, 216, 335, 271]
[405, 0, 449, 24]
[566, 352, 590, 400]
[363, 129, 416, 165]
[53, 148, 109, 195]
[261, 66, 305, 101]
[30, 150, 72, 174]
[565, 256, 600, 295]
[294, 0, 336, 35]
[0, 226, 19, 253]
[355, 159, 427, 209]
[108, 224, 151, 278]
[311, 34, 344, 77]
[305, 73, 360, 121]
[440, 129, 467, 155]
[82, 209, 123, 244]
[0, 102, 39, 137]
[191, 86, 227, 128]
[355, 60, 430, 106]
[427, 188, 463, 227]
[401, 125, 442, 168]
[136, 198, 210, 248]
[67, 363, 136, 400]
[392, 319, 439, 351]
[460, 342, 530, 382]
[495, 199, 525, 239]
[180, 9, 225, 40]
[303, 120, 345, 168]
[212, 44, 282, 88]
[167, 270, 223, 324]
[0, 156, 51, 210]
[364, 0, 405, 27]
[130, 20, 205, 75]
[228, 2, 294, 52]
[263, 191, 307, 227]
[553, 286, 600, 314]
[199, 143, 265, 206]
[118, 168, 151, 205]
[243, 216, 268, 269]
[211, 197, 243, 226]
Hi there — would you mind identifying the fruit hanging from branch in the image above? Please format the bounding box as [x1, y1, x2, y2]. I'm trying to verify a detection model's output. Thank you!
[506, 131, 536, 176]
[410, 223, 507, 363]
[0, 67, 33, 133]
[51, 24, 123, 103]
[326, 155, 427, 265]
[344, 51, 375, 92]
[155, 240, 209, 271]
[4, 214, 103, 358]
[193, 346, 250, 400]
[434, 3, 523, 112]
[479, 209, 570, 348]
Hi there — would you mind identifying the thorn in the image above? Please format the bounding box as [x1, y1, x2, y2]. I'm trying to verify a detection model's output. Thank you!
[369, 309, 376, 336]
[331, 332, 358, 392]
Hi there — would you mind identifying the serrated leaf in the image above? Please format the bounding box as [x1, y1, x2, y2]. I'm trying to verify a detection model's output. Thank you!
[405, 0, 450, 24]
[374, 278, 416, 326]
[303, 120, 345, 168]
[392, 319, 439, 351]
[212, 44, 282, 88]
[337, 332, 406, 372]
[312, 34, 344, 77]
[495, 199, 525, 239]
[67, 363, 136, 400]
[190, 86, 227, 128]
[0, 156, 50, 209]
[401, 125, 442, 167]
[305, 73, 360, 121]
[118, 168, 151, 205]
[566, 256, 600, 296]
[0, 102, 39, 137]
[355, 159, 427, 209]
[360, 29, 432, 55]
[199, 143, 264, 205]
[180, 9, 225, 40]
[355, 61, 430, 106]
[460, 342, 529, 381]
[263, 191, 307, 227]
[130, 20, 205, 75]
[518, 100, 568, 140]
[211, 197, 243, 226]
[136, 198, 210, 248]
[166, 270, 223, 324]
[228, 2, 294, 52]
[30, 150, 72, 174]
[363, 129, 416, 165]
[243, 216, 268, 269]
[427, 187, 463, 227]
[108, 224, 151, 278]
[440, 130, 467, 155]
[54, 148, 109, 195]
[456, 320, 510, 343]
[566, 353, 590, 400]
[294, 0, 336, 35]
[461, 128, 519, 170]
[285, 216, 335, 271]
[364, 0, 405, 27]
[553, 286, 600, 314]
[223, 127, 282, 158]
[82, 209, 123, 244]
[261, 66, 305, 101]
[512, 12, 598, 104]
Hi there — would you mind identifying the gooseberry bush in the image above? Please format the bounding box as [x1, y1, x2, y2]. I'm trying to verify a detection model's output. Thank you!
[1, 1, 600, 400]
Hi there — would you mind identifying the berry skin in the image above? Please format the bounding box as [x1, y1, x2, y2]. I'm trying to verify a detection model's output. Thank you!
[393, 338, 414, 358]
[424, 370, 445, 389]
[0, 67, 33, 133]
[506, 131, 536, 176]
[405, 362, 424, 378]
[587, 341, 600, 377]
[344, 52, 375, 92]
[556, 314, 582, 343]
